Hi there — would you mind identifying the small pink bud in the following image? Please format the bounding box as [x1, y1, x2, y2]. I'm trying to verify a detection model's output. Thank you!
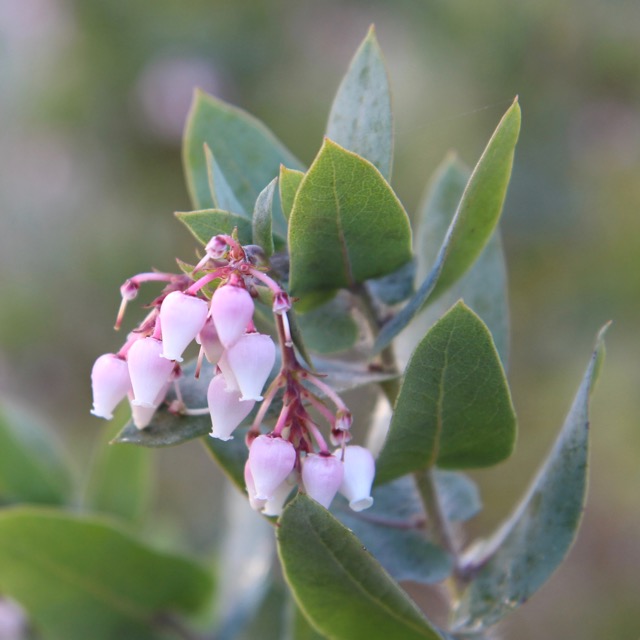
[207, 374, 255, 440]
[90, 354, 131, 419]
[335, 410, 352, 432]
[210, 284, 254, 348]
[205, 235, 228, 259]
[302, 453, 344, 509]
[249, 435, 296, 501]
[225, 333, 276, 401]
[335, 445, 375, 512]
[120, 279, 139, 301]
[196, 316, 224, 364]
[127, 337, 174, 408]
[272, 291, 291, 315]
[159, 291, 209, 362]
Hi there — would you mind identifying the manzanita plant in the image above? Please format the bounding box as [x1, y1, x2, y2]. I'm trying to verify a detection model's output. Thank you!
[0, 27, 607, 640]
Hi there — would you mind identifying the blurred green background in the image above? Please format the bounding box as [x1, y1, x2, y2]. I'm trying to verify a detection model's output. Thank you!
[0, 0, 638, 637]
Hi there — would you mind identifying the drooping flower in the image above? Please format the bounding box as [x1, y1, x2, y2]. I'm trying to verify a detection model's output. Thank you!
[224, 333, 276, 402]
[90, 353, 131, 419]
[301, 453, 344, 509]
[210, 284, 254, 349]
[207, 374, 255, 440]
[159, 291, 208, 362]
[335, 445, 375, 511]
[248, 434, 296, 501]
[127, 337, 174, 407]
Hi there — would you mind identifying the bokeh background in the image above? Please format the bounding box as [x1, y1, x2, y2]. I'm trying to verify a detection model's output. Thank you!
[1, 0, 639, 638]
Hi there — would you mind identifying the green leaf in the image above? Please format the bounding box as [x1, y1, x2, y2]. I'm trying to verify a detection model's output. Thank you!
[176, 209, 253, 246]
[332, 478, 453, 584]
[252, 178, 277, 258]
[288, 139, 412, 297]
[204, 144, 246, 215]
[279, 165, 304, 222]
[375, 302, 517, 485]
[0, 403, 72, 506]
[295, 293, 359, 354]
[183, 89, 302, 234]
[326, 25, 393, 180]
[374, 100, 520, 353]
[277, 494, 444, 640]
[411, 155, 509, 365]
[452, 325, 608, 631]
[0, 508, 214, 640]
[84, 420, 153, 524]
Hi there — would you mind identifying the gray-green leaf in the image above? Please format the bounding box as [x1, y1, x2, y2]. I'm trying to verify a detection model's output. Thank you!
[277, 494, 445, 640]
[375, 301, 517, 485]
[288, 138, 412, 297]
[326, 25, 393, 180]
[204, 144, 246, 215]
[452, 325, 608, 631]
[374, 100, 520, 353]
[279, 165, 304, 222]
[176, 209, 253, 246]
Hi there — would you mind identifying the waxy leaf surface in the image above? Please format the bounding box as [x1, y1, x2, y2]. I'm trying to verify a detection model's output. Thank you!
[277, 494, 444, 640]
[183, 89, 302, 233]
[326, 25, 393, 180]
[288, 139, 412, 297]
[0, 508, 213, 640]
[374, 100, 520, 353]
[375, 302, 516, 485]
[452, 326, 607, 631]
[0, 403, 72, 506]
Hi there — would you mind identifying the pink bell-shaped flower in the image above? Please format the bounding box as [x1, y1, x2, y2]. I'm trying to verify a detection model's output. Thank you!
[302, 453, 344, 509]
[196, 316, 224, 364]
[159, 291, 208, 362]
[210, 284, 254, 349]
[91, 353, 131, 419]
[128, 379, 170, 430]
[248, 434, 296, 501]
[207, 374, 255, 440]
[335, 445, 375, 512]
[244, 460, 267, 512]
[224, 333, 276, 401]
[127, 337, 174, 408]
[262, 475, 296, 516]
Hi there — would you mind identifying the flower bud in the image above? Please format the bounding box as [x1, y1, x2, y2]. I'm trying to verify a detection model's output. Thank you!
[127, 337, 174, 408]
[249, 435, 296, 501]
[302, 453, 344, 509]
[272, 291, 291, 315]
[335, 445, 375, 512]
[90, 354, 131, 419]
[196, 316, 224, 364]
[207, 374, 255, 441]
[225, 333, 276, 401]
[159, 291, 208, 362]
[210, 284, 254, 348]
[205, 235, 228, 259]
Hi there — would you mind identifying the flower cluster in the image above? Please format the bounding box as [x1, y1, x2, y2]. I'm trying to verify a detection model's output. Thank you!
[91, 233, 375, 515]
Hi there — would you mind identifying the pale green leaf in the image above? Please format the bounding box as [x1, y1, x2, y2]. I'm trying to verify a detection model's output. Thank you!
[326, 25, 393, 180]
[375, 302, 517, 485]
[452, 325, 608, 631]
